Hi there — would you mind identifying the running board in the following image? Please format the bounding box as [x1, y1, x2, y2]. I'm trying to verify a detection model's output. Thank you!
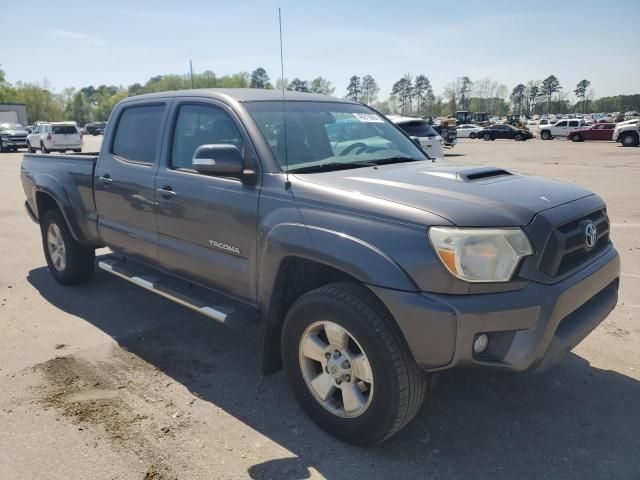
[97, 256, 254, 328]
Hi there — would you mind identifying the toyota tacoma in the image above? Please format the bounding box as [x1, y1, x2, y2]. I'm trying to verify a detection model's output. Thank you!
[21, 89, 620, 445]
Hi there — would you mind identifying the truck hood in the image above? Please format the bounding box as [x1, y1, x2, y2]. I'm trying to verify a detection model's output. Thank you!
[295, 162, 595, 226]
[0, 129, 28, 136]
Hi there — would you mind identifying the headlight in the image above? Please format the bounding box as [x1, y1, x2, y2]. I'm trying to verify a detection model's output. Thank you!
[429, 227, 533, 282]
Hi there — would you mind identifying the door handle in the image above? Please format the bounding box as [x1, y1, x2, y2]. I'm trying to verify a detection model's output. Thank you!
[156, 186, 176, 199]
[98, 174, 112, 185]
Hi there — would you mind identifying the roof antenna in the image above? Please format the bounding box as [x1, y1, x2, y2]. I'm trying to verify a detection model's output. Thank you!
[278, 8, 291, 189]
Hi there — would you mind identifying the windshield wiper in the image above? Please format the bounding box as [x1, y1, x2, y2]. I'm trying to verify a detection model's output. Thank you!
[287, 162, 372, 174]
[360, 156, 424, 166]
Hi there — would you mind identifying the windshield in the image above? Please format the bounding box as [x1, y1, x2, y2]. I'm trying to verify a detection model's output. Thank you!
[245, 101, 427, 172]
[0, 123, 24, 131]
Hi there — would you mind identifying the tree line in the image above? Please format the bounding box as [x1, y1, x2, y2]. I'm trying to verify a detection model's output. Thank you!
[1, 65, 638, 126]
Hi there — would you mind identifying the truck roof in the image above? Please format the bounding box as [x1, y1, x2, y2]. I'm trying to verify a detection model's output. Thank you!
[121, 88, 356, 104]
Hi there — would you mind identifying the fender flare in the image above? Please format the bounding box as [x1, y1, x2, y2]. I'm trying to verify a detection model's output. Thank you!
[32, 174, 90, 245]
[258, 223, 418, 305]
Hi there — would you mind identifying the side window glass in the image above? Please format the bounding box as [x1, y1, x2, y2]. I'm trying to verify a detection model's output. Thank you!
[112, 104, 166, 164]
[557, 121, 567, 127]
[171, 104, 243, 170]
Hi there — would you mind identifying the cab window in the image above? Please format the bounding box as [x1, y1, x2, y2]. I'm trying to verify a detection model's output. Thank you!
[171, 104, 243, 170]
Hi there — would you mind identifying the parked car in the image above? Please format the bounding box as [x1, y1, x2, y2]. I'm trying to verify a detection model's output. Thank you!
[478, 123, 534, 141]
[539, 119, 586, 140]
[431, 122, 457, 148]
[0, 122, 29, 152]
[612, 119, 640, 147]
[567, 123, 615, 142]
[21, 88, 620, 445]
[83, 122, 107, 136]
[387, 115, 444, 159]
[26, 122, 82, 153]
[456, 123, 484, 139]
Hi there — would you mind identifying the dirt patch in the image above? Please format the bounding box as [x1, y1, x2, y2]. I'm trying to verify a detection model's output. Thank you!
[34, 350, 188, 479]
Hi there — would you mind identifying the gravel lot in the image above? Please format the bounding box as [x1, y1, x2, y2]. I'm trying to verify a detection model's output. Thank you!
[1, 136, 638, 480]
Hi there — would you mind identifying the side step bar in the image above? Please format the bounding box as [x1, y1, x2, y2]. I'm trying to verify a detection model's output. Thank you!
[97, 256, 254, 328]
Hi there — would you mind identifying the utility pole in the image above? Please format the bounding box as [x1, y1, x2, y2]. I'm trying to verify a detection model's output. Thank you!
[189, 60, 194, 89]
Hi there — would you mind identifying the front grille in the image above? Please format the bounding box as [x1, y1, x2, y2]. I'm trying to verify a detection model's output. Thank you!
[538, 209, 610, 278]
[9, 135, 27, 141]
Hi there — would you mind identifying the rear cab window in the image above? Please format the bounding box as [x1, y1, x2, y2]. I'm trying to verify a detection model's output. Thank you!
[112, 104, 166, 164]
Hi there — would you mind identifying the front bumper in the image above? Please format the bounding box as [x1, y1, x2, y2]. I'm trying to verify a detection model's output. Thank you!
[1, 138, 27, 148]
[370, 245, 620, 373]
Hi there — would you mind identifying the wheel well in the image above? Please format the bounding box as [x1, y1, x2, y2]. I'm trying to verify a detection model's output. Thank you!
[35, 192, 61, 221]
[261, 257, 361, 375]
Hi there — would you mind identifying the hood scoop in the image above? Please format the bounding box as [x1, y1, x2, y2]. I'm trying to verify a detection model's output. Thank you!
[421, 166, 515, 183]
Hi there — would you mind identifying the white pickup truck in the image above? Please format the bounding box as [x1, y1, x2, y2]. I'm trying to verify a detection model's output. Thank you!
[612, 119, 640, 147]
[539, 119, 586, 140]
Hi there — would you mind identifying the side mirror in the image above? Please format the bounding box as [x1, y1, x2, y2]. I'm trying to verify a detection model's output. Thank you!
[192, 144, 244, 176]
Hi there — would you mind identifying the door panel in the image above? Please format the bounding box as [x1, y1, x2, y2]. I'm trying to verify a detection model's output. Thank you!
[94, 102, 168, 263]
[154, 101, 260, 303]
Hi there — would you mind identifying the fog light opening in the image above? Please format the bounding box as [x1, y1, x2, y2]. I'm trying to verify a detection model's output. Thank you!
[473, 334, 489, 354]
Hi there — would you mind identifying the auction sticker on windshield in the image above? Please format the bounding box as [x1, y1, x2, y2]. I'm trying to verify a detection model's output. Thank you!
[353, 113, 384, 123]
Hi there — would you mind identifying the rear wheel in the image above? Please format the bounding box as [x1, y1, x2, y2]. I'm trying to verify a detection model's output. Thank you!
[469, 132, 477, 139]
[40, 142, 48, 154]
[40, 209, 95, 285]
[282, 282, 426, 445]
[572, 134, 583, 142]
[0, 139, 5, 152]
[621, 133, 639, 147]
[483, 133, 491, 141]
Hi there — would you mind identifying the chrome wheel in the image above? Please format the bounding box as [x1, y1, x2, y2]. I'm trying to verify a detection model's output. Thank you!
[298, 320, 374, 418]
[47, 223, 66, 271]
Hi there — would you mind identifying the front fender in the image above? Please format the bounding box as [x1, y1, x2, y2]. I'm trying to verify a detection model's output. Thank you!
[257, 222, 417, 306]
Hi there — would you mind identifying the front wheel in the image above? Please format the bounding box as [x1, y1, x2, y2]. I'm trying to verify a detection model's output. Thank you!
[282, 282, 426, 445]
[515, 133, 523, 141]
[621, 133, 639, 147]
[572, 134, 583, 142]
[27, 141, 35, 153]
[469, 132, 477, 139]
[541, 130, 552, 140]
[483, 133, 491, 141]
[40, 142, 48, 154]
[40, 209, 95, 285]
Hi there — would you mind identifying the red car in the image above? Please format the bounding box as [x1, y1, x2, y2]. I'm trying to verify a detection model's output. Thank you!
[568, 123, 615, 142]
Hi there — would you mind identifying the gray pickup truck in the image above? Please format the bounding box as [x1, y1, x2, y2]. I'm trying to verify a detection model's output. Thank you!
[21, 89, 620, 445]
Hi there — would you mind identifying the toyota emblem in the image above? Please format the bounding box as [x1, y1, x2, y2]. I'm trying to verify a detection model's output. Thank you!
[584, 222, 598, 249]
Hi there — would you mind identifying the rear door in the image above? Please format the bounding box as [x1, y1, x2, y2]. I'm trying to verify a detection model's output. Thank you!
[94, 100, 170, 263]
[599, 123, 614, 140]
[154, 98, 261, 303]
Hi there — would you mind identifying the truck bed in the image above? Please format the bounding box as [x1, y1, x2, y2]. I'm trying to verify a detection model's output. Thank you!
[21, 152, 102, 246]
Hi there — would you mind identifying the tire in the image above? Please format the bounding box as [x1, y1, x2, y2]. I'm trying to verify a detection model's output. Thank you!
[40, 209, 95, 285]
[0, 139, 5, 153]
[281, 282, 426, 445]
[40, 142, 48, 154]
[483, 133, 491, 141]
[27, 141, 35, 153]
[469, 132, 477, 139]
[541, 130, 552, 140]
[515, 133, 523, 141]
[73, 148, 82, 153]
[572, 134, 583, 142]
[621, 133, 639, 147]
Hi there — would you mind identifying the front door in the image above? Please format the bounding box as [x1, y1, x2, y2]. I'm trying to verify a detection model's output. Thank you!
[154, 99, 260, 304]
[94, 101, 169, 263]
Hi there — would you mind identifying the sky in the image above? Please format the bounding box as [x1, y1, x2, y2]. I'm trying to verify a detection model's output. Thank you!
[2, 0, 639, 100]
